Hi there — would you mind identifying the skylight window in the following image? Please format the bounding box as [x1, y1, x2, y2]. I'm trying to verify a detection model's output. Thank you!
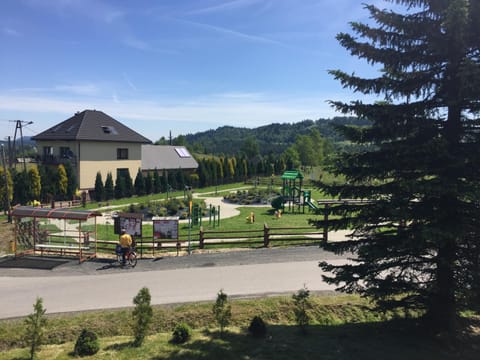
[101, 125, 118, 135]
[175, 147, 191, 158]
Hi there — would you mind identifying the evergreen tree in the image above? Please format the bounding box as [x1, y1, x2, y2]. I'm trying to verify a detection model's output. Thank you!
[114, 175, 126, 199]
[134, 168, 146, 196]
[28, 167, 41, 201]
[57, 164, 68, 200]
[25, 297, 47, 360]
[212, 289, 231, 337]
[123, 170, 133, 198]
[38, 165, 58, 203]
[175, 169, 185, 189]
[0, 167, 13, 212]
[168, 171, 177, 191]
[132, 287, 153, 347]
[63, 161, 77, 199]
[13, 170, 30, 205]
[153, 169, 161, 193]
[94, 172, 104, 202]
[316, 0, 480, 335]
[198, 160, 207, 188]
[161, 169, 168, 193]
[104, 172, 114, 200]
[144, 171, 153, 194]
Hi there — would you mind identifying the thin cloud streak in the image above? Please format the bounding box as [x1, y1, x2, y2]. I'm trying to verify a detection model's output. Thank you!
[187, 0, 260, 15]
[177, 18, 284, 46]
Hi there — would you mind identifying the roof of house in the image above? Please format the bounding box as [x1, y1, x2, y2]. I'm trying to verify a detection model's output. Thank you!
[141, 145, 198, 170]
[31, 109, 151, 143]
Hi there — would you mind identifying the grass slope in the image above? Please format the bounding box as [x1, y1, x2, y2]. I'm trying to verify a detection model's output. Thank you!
[1, 295, 478, 359]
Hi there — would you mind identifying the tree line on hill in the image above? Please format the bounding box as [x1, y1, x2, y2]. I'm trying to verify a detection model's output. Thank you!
[155, 117, 369, 157]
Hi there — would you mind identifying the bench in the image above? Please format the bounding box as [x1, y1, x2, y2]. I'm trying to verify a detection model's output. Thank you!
[35, 244, 90, 256]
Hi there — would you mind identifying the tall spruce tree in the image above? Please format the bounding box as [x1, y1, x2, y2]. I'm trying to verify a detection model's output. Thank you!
[316, 0, 480, 335]
[104, 172, 114, 200]
[134, 168, 146, 196]
[94, 172, 104, 202]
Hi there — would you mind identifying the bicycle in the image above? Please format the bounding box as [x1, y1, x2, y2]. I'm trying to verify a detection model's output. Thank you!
[115, 244, 137, 267]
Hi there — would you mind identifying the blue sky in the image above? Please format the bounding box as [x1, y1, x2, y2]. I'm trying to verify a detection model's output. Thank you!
[0, 0, 382, 142]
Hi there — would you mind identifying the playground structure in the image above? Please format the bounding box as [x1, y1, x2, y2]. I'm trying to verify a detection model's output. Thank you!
[11, 206, 101, 263]
[280, 170, 318, 213]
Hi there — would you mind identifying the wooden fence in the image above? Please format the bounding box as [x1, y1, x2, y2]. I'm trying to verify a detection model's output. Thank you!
[93, 223, 325, 258]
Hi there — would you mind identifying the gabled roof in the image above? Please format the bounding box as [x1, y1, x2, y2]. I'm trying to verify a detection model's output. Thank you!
[141, 145, 198, 170]
[31, 109, 151, 143]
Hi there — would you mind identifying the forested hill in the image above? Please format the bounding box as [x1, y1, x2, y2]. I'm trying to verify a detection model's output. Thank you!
[179, 117, 368, 156]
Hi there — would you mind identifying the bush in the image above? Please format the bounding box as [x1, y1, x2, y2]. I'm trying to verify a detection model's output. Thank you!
[248, 316, 267, 338]
[74, 329, 99, 356]
[271, 195, 284, 210]
[171, 322, 192, 344]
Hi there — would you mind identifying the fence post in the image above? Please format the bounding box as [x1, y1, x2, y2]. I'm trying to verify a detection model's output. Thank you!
[263, 223, 270, 247]
[323, 204, 329, 242]
[199, 226, 204, 249]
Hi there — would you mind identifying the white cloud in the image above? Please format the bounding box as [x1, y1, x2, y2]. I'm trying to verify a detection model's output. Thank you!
[0, 91, 339, 129]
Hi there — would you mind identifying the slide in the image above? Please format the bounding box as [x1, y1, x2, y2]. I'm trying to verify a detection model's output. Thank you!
[306, 200, 318, 210]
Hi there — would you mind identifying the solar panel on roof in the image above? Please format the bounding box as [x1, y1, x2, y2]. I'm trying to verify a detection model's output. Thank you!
[174, 147, 191, 158]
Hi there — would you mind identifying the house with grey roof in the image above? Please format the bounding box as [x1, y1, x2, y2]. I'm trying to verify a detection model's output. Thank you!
[32, 109, 151, 191]
[32, 110, 200, 194]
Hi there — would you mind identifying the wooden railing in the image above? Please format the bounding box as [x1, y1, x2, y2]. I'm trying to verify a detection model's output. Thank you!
[93, 223, 324, 258]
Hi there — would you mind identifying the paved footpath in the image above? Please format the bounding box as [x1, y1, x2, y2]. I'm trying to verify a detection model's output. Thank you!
[0, 247, 350, 319]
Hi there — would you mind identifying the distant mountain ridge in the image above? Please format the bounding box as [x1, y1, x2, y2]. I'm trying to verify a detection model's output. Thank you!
[183, 117, 368, 156]
[0, 136, 35, 147]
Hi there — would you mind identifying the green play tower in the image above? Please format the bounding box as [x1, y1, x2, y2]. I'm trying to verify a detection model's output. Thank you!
[281, 170, 304, 213]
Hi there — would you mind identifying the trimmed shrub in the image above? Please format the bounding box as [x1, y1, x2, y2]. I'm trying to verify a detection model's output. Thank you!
[74, 329, 99, 356]
[171, 322, 192, 344]
[248, 316, 267, 338]
[271, 195, 284, 210]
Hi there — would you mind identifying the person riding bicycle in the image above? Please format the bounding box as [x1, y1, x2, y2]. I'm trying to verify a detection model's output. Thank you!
[119, 228, 133, 266]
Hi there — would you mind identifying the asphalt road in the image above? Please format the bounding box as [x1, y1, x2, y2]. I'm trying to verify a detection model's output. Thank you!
[0, 246, 349, 319]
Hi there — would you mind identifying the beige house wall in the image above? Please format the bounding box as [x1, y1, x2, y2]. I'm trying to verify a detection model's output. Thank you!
[36, 140, 143, 190]
[79, 142, 142, 189]
[80, 160, 142, 189]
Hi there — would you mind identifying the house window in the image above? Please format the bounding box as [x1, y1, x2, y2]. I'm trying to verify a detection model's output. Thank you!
[117, 148, 128, 160]
[43, 146, 53, 157]
[60, 147, 71, 158]
[117, 168, 129, 179]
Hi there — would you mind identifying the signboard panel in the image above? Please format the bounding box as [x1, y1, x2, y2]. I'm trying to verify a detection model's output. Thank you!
[153, 217, 179, 240]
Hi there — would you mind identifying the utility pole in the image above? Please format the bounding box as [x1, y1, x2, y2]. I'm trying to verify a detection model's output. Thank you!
[10, 120, 33, 172]
[1, 144, 11, 222]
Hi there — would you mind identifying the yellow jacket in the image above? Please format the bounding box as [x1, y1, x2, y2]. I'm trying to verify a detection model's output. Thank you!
[120, 233, 132, 248]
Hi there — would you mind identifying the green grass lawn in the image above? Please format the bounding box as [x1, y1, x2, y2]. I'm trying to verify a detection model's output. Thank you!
[1, 294, 477, 360]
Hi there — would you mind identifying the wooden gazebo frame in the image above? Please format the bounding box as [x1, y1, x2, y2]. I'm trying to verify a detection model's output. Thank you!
[11, 206, 102, 263]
